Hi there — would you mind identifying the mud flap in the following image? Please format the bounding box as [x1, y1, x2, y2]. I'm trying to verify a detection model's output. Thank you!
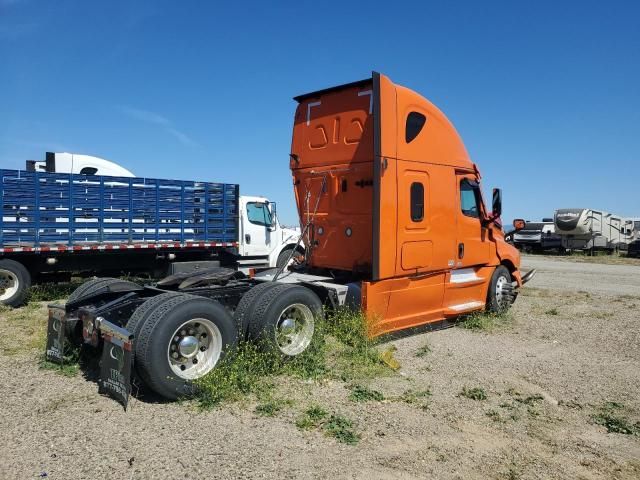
[45, 305, 70, 364]
[97, 319, 134, 410]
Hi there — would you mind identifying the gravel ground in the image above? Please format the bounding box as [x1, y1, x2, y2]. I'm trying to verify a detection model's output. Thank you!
[1, 257, 639, 479]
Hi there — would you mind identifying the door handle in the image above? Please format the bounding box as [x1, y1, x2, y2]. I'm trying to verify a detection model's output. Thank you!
[458, 243, 464, 259]
[245, 234, 251, 244]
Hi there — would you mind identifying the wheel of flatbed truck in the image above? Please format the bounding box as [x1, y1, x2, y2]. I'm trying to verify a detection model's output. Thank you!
[0, 259, 31, 307]
[66, 277, 141, 306]
[486, 265, 514, 313]
[133, 293, 237, 400]
[247, 284, 323, 356]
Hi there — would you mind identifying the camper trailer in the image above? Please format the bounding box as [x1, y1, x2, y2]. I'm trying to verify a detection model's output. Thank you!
[625, 218, 640, 257]
[554, 208, 629, 252]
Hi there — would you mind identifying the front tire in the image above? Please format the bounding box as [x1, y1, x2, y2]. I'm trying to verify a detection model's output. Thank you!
[0, 259, 31, 307]
[134, 294, 237, 400]
[486, 265, 514, 313]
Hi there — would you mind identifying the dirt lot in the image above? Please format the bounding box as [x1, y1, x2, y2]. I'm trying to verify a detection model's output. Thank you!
[1, 257, 639, 479]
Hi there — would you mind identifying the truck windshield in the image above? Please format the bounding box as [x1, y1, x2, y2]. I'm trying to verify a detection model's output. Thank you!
[246, 202, 272, 227]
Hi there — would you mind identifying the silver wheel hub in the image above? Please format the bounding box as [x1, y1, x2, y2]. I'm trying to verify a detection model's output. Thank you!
[178, 336, 199, 358]
[275, 303, 315, 356]
[167, 319, 223, 380]
[495, 275, 510, 309]
[0, 269, 19, 301]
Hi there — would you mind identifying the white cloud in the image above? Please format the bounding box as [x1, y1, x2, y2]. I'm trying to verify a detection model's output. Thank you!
[118, 105, 197, 147]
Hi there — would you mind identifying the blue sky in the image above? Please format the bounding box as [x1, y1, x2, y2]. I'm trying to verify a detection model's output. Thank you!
[1, 0, 639, 225]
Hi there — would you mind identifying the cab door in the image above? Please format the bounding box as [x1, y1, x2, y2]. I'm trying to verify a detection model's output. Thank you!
[240, 198, 273, 257]
[455, 174, 490, 268]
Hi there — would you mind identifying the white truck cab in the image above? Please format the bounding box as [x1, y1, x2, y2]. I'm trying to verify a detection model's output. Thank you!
[238, 195, 303, 269]
[27, 152, 135, 177]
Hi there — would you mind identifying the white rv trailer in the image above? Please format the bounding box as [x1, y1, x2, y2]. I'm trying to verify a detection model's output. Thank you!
[554, 208, 632, 252]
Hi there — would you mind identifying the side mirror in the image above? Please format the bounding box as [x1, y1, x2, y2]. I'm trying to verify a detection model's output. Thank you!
[269, 202, 277, 229]
[492, 188, 502, 217]
[513, 218, 526, 231]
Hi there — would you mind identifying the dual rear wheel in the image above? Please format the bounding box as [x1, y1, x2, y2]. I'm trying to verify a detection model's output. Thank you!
[126, 283, 322, 400]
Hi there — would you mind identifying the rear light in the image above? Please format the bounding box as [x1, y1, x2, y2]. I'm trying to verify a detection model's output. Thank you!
[79, 307, 101, 347]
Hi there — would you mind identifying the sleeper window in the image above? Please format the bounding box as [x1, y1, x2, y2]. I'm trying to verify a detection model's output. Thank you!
[79, 167, 98, 175]
[405, 112, 427, 143]
[410, 182, 424, 222]
[460, 179, 481, 218]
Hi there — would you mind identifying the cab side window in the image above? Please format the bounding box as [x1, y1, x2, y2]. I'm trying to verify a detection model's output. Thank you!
[460, 179, 481, 218]
[410, 182, 424, 222]
[246, 202, 272, 226]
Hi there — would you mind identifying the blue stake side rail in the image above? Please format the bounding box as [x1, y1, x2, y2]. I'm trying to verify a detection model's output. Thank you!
[0, 169, 239, 253]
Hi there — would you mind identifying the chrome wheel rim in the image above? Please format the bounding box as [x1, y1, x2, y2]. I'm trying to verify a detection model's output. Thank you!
[495, 275, 510, 310]
[0, 270, 19, 301]
[167, 318, 222, 380]
[275, 303, 315, 356]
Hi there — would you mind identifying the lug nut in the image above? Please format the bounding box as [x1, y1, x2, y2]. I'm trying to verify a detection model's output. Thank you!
[180, 365, 186, 371]
[194, 323, 200, 328]
[200, 346, 206, 352]
[192, 358, 198, 364]
[172, 352, 179, 359]
[180, 330, 186, 336]
[200, 333, 207, 339]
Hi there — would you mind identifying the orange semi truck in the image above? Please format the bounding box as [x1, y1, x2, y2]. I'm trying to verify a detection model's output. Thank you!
[46, 72, 534, 404]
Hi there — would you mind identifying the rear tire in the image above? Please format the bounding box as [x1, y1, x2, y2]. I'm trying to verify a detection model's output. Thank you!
[247, 284, 323, 356]
[0, 259, 31, 307]
[126, 292, 184, 348]
[233, 282, 281, 339]
[486, 265, 514, 313]
[134, 294, 237, 400]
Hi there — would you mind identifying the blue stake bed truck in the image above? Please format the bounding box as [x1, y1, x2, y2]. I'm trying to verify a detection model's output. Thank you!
[0, 155, 302, 306]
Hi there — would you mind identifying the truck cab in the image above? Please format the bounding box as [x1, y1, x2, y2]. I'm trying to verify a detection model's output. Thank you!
[290, 72, 525, 335]
[238, 195, 303, 269]
[26, 152, 135, 177]
[48, 73, 533, 403]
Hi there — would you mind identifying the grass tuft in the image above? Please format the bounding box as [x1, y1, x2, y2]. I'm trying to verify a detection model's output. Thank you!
[295, 405, 328, 430]
[460, 386, 488, 401]
[295, 405, 360, 444]
[349, 384, 384, 402]
[415, 343, 431, 357]
[27, 281, 83, 303]
[323, 414, 361, 445]
[591, 402, 639, 435]
[458, 311, 512, 331]
[255, 398, 292, 417]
